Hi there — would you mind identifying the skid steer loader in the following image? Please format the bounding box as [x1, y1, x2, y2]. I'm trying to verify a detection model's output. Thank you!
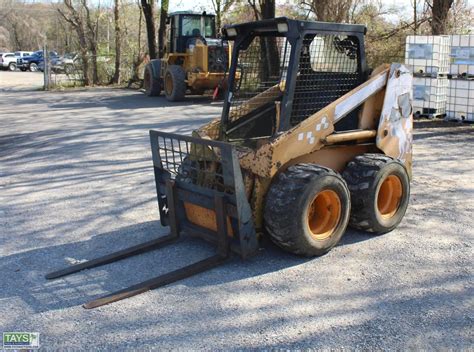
[143, 11, 229, 101]
[47, 18, 413, 308]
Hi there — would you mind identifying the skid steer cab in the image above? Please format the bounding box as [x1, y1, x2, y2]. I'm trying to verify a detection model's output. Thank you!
[47, 17, 413, 308]
[144, 11, 230, 101]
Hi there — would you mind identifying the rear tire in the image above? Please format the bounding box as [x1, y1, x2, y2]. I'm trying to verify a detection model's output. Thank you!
[342, 153, 410, 234]
[144, 62, 161, 96]
[264, 164, 351, 257]
[164, 65, 186, 101]
[29, 62, 38, 72]
[8, 63, 16, 71]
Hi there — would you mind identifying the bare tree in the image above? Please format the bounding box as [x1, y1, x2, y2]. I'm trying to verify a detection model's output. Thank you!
[246, 0, 279, 80]
[0, 26, 10, 51]
[247, 0, 261, 20]
[130, 0, 146, 84]
[412, 0, 419, 33]
[211, 0, 235, 31]
[140, 0, 157, 59]
[157, 0, 168, 58]
[300, 0, 357, 22]
[111, 0, 121, 84]
[58, 0, 91, 85]
[82, 0, 100, 84]
[427, 0, 455, 34]
[448, 0, 474, 33]
[0, 0, 14, 22]
[2, 3, 47, 51]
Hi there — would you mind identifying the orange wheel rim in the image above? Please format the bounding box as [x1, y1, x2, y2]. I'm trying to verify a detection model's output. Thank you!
[377, 175, 403, 219]
[307, 189, 341, 240]
[165, 73, 173, 95]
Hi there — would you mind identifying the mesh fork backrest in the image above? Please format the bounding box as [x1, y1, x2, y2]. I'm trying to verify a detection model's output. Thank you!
[290, 34, 362, 128]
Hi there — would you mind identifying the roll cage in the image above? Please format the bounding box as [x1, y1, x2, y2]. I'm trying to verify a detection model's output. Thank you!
[220, 17, 369, 143]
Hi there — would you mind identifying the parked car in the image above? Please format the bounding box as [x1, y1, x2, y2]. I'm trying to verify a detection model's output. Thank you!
[51, 53, 80, 73]
[37, 53, 76, 73]
[17, 50, 58, 72]
[0, 52, 19, 71]
[0, 51, 34, 71]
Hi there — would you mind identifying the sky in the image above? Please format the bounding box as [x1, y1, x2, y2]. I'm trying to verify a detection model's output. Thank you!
[170, 0, 474, 17]
[22, 0, 474, 22]
[170, 0, 474, 11]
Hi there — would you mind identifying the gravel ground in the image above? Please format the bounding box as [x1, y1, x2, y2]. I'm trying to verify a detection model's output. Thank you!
[0, 71, 78, 92]
[0, 71, 44, 91]
[0, 85, 473, 350]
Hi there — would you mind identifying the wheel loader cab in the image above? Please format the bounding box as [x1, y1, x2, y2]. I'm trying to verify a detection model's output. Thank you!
[166, 12, 217, 54]
[220, 18, 368, 146]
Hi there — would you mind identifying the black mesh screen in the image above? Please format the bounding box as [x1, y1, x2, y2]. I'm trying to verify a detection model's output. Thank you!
[156, 134, 230, 193]
[228, 36, 291, 123]
[290, 34, 361, 126]
[208, 44, 228, 73]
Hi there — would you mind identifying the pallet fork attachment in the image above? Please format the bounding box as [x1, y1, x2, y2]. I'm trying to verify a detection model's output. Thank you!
[46, 131, 257, 309]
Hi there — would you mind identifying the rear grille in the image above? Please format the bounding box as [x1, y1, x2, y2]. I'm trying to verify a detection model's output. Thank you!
[208, 45, 228, 73]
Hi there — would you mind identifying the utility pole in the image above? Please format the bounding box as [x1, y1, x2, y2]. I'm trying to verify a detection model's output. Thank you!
[107, 18, 110, 55]
[43, 44, 50, 91]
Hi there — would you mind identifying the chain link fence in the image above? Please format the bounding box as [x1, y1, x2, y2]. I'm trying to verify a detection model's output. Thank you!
[42, 48, 141, 90]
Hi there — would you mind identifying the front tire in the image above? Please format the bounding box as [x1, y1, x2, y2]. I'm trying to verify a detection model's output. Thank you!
[29, 62, 38, 72]
[164, 65, 186, 101]
[264, 164, 351, 257]
[342, 154, 410, 234]
[8, 63, 16, 71]
[144, 62, 161, 96]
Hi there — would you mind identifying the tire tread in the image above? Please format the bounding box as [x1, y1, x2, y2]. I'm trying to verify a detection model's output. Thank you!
[264, 164, 347, 256]
[342, 153, 409, 233]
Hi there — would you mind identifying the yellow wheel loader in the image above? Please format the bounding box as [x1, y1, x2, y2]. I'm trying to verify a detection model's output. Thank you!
[144, 11, 229, 101]
[47, 18, 413, 308]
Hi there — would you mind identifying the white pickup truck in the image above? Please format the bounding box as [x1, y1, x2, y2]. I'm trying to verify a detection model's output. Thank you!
[0, 51, 33, 71]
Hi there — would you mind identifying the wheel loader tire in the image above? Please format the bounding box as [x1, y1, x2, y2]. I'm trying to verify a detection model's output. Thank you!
[144, 61, 161, 96]
[342, 153, 410, 234]
[164, 65, 186, 101]
[264, 164, 351, 257]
